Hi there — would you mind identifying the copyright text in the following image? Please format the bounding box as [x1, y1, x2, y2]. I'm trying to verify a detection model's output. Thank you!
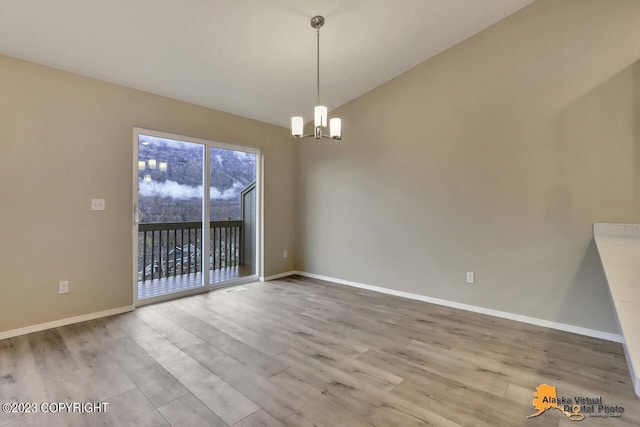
[2, 402, 109, 414]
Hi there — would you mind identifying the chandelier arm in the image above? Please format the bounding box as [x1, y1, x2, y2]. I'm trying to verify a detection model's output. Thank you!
[291, 133, 315, 139]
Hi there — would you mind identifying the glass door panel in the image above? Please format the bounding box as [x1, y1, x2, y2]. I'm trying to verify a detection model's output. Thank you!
[136, 134, 204, 300]
[209, 147, 257, 285]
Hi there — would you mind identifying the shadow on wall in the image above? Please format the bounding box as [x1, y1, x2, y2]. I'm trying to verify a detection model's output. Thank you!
[555, 238, 614, 331]
[538, 61, 640, 332]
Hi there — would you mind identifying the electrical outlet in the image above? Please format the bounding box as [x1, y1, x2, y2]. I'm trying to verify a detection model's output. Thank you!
[91, 199, 106, 211]
[283, 250, 288, 258]
[59, 281, 69, 294]
[466, 272, 475, 284]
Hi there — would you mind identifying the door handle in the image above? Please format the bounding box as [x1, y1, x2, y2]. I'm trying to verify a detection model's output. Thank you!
[134, 205, 144, 224]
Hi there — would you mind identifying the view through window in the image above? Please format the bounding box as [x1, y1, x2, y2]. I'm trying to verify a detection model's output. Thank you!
[136, 134, 257, 301]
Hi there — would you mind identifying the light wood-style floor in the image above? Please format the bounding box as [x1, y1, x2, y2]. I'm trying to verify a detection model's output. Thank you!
[1, 275, 638, 426]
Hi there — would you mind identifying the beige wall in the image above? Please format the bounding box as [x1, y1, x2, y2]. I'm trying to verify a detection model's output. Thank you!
[0, 55, 296, 333]
[296, 0, 640, 334]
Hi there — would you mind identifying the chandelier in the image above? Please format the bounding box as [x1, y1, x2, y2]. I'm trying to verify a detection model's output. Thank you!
[291, 16, 342, 140]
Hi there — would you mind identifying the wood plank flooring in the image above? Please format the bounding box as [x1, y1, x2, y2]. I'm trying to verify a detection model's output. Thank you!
[1, 275, 638, 426]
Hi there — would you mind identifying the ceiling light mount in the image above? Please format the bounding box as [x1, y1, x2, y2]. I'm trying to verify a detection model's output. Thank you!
[310, 15, 324, 29]
[291, 15, 342, 141]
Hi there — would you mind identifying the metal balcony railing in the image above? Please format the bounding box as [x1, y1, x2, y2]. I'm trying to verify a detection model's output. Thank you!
[137, 220, 242, 282]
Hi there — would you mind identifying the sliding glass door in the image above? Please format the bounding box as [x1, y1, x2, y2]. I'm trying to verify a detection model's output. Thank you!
[133, 129, 260, 304]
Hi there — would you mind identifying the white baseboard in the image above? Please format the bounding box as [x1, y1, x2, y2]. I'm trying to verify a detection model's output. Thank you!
[260, 270, 297, 282]
[294, 271, 624, 343]
[0, 305, 135, 340]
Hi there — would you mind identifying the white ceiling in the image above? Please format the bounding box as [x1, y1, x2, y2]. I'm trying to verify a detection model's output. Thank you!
[0, 0, 533, 127]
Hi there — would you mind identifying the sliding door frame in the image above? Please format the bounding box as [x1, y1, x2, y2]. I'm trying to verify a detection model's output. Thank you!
[131, 127, 263, 306]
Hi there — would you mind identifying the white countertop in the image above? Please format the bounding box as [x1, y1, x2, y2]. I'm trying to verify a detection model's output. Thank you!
[593, 223, 640, 398]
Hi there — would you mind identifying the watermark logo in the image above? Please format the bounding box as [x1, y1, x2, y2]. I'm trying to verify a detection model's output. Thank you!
[526, 384, 624, 421]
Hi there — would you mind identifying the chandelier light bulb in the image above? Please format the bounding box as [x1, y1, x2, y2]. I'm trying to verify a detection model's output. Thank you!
[314, 106, 328, 128]
[330, 118, 342, 140]
[291, 116, 304, 137]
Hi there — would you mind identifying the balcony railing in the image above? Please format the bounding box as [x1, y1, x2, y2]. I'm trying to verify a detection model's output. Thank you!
[138, 220, 242, 282]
